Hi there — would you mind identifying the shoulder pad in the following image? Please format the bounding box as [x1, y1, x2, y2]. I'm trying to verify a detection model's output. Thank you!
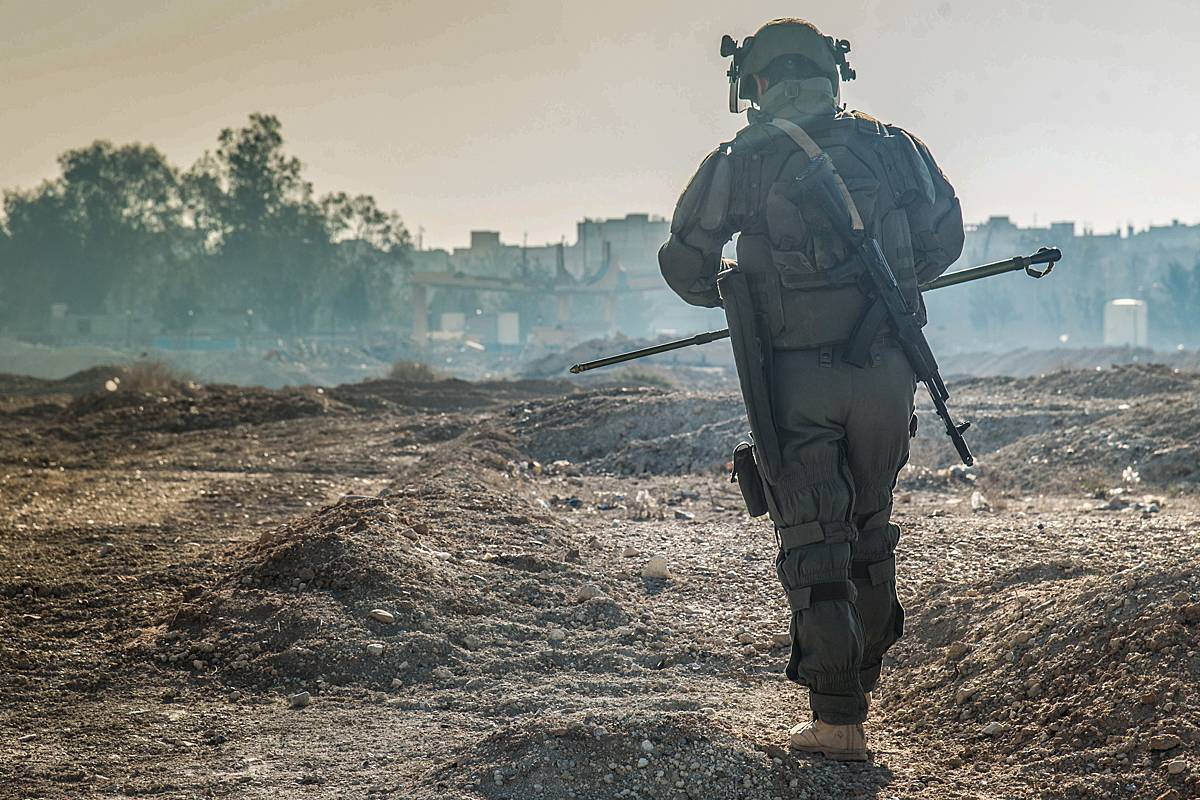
[726, 123, 782, 155]
[846, 109, 888, 136]
[879, 124, 936, 207]
[671, 148, 734, 236]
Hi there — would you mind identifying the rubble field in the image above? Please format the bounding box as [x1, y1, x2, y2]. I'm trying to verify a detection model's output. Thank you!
[2, 364, 1199, 800]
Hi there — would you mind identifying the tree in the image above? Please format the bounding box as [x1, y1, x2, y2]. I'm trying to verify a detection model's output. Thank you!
[187, 113, 332, 332]
[0, 113, 415, 337]
[1, 142, 185, 326]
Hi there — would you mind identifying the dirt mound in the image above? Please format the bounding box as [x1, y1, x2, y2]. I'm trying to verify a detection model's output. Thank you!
[50, 383, 351, 440]
[938, 346, 1200, 379]
[516, 366, 1200, 493]
[330, 376, 577, 413]
[427, 711, 889, 799]
[518, 388, 745, 475]
[163, 496, 457, 688]
[959, 363, 1200, 400]
[888, 562, 1200, 799]
[906, 365, 1200, 492]
[154, 429, 616, 695]
[0, 364, 148, 399]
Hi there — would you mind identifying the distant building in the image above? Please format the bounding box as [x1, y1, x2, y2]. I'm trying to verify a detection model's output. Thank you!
[407, 214, 721, 345]
[411, 212, 1200, 351]
[925, 216, 1200, 352]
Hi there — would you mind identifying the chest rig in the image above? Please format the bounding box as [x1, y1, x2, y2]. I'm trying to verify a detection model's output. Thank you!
[728, 111, 935, 350]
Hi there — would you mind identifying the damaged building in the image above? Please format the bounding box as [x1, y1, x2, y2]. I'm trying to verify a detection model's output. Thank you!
[407, 214, 724, 348]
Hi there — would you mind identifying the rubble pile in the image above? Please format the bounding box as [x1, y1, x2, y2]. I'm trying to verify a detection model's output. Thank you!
[433, 711, 887, 800]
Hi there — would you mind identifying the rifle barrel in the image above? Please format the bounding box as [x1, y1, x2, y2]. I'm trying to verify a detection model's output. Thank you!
[568, 247, 1062, 374]
[569, 329, 730, 373]
[921, 247, 1061, 291]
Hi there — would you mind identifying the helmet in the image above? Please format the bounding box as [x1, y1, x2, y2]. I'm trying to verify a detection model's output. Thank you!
[721, 18, 855, 112]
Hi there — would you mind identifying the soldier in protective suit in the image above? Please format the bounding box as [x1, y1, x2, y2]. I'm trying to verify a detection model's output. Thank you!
[659, 18, 964, 760]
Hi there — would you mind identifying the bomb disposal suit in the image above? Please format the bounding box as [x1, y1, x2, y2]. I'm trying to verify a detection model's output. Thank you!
[659, 19, 965, 728]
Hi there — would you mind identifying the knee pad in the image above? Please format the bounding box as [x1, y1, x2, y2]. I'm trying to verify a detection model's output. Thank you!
[774, 523, 864, 699]
[853, 517, 904, 689]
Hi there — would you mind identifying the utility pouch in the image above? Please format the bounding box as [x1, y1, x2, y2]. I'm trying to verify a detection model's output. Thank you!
[731, 442, 769, 517]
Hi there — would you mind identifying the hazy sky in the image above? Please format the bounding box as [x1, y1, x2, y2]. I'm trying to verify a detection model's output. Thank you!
[4, 0, 1198, 250]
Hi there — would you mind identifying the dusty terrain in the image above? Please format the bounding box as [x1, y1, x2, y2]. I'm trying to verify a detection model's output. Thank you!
[2, 364, 1199, 800]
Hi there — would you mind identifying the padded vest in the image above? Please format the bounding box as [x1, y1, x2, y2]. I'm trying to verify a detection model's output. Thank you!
[730, 112, 931, 349]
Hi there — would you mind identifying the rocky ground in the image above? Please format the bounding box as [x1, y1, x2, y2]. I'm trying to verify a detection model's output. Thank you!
[2, 364, 1199, 800]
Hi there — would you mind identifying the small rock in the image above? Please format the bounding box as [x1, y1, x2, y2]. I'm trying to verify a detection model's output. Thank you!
[288, 691, 311, 709]
[637, 757, 649, 768]
[1149, 733, 1181, 751]
[955, 686, 978, 705]
[461, 634, 482, 650]
[741, 644, 757, 657]
[970, 491, 991, 512]
[390, 677, 402, 689]
[365, 642, 385, 657]
[431, 666, 453, 680]
[947, 642, 970, 660]
[642, 556, 671, 579]
[621, 545, 641, 558]
[576, 583, 604, 602]
[369, 609, 396, 624]
[192, 660, 206, 670]
[982, 722, 1004, 736]
[464, 677, 487, 692]
[549, 628, 568, 644]
[673, 510, 694, 521]
[641, 739, 654, 753]
[736, 632, 756, 645]
[1166, 759, 1186, 775]
[771, 632, 792, 648]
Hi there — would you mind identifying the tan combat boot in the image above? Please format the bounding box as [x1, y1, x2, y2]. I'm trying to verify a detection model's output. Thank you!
[788, 719, 869, 762]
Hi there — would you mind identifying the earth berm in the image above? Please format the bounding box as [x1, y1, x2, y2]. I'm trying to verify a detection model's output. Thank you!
[2, 364, 1198, 799]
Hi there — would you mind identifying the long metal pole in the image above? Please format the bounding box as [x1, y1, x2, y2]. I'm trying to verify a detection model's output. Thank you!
[568, 247, 1061, 374]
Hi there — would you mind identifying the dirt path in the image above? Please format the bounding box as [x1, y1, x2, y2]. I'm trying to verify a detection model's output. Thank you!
[2, 371, 1197, 800]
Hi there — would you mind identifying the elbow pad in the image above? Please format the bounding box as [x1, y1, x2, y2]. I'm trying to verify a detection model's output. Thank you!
[659, 239, 722, 307]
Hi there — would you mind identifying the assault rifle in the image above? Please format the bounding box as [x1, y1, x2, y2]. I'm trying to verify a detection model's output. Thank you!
[568, 246, 1061, 466]
[569, 247, 1060, 375]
